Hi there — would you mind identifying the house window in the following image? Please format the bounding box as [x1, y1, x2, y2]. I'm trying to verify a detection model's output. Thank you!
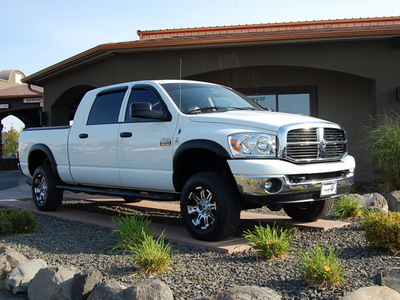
[242, 87, 317, 116]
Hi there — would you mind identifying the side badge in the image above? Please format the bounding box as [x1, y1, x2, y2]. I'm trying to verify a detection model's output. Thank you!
[160, 138, 172, 147]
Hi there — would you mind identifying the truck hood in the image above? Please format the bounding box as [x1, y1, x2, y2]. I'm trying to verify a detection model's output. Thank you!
[189, 110, 333, 132]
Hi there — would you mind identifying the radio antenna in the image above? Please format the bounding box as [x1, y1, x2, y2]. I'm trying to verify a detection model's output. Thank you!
[179, 59, 182, 111]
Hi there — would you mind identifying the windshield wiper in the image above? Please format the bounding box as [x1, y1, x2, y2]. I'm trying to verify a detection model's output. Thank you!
[186, 106, 228, 114]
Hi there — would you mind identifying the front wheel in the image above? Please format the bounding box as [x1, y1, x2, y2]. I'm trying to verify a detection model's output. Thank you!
[32, 165, 63, 211]
[180, 172, 241, 241]
[283, 198, 334, 221]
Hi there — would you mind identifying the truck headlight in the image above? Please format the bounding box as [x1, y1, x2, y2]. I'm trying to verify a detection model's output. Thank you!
[228, 133, 277, 158]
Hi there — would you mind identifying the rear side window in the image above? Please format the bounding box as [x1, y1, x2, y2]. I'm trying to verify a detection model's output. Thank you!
[87, 89, 126, 125]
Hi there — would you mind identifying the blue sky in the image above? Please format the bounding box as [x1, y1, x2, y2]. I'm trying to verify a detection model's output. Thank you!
[1, 0, 400, 130]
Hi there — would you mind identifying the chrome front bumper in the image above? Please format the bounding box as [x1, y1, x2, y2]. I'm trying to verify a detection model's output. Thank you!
[233, 170, 354, 204]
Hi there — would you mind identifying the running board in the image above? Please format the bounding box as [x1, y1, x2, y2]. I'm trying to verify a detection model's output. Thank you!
[56, 184, 177, 201]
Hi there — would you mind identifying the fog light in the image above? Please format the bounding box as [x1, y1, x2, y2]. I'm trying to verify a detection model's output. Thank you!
[263, 178, 283, 194]
[264, 180, 273, 191]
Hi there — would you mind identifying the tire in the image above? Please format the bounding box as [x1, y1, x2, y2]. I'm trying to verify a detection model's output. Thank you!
[180, 172, 241, 241]
[283, 198, 334, 221]
[32, 165, 63, 211]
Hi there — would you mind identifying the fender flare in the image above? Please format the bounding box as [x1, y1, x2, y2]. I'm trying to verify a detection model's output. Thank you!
[28, 144, 59, 178]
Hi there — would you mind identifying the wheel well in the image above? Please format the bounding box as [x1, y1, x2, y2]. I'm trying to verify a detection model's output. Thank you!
[28, 150, 51, 176]
[173, 148, 232, 192]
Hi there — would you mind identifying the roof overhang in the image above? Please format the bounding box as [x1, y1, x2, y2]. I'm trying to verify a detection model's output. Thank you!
[23, 17, 400, 86]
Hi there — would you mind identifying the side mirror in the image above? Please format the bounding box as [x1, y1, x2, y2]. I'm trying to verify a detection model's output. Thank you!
[130, 102, 168, 120]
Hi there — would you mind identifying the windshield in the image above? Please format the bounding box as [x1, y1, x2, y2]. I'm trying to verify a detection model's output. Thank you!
[161, 82, 264, 114]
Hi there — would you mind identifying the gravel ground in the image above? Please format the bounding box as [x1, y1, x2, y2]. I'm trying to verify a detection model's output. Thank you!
[1, 199, 400, 300]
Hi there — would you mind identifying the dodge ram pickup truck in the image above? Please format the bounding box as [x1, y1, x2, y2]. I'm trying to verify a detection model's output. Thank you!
[18, 80, 355, 241]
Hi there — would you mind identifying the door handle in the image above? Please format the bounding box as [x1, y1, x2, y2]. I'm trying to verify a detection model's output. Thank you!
[120, 132, 132, 138]
[79, 133, 89, 139]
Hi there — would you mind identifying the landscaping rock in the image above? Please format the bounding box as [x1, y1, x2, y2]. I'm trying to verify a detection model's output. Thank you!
[5, 258, 47, 294]
[341, 286, 400, 300]
[72, 268, 103, 300]
[28, 265, 78, 300]
[347, 194, 366, 207]
[87, 280, 126, 300]
[0, 247, 28, 279]
[376, 268, 400, 293]
[117, 279, 173, 300]
[210, 285, 282, 300]
[363, 193, 389, 212]
[386, 191, 400, 212]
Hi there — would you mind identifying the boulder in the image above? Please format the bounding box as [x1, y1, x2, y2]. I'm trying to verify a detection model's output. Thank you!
[375, 268, 400, 294]
[347, 194, 366, 207]
[211, 285, 281, 300]
[6, 258, 47, 294]
[87, 280, 126, 300]
[0, 247, 28, 279]
[28, 265, 78, 300]
[363, 193, 389, 212]
[386, 191, 400, 212]
[117, 279, 173, 300]
[341, 286, 400, 300]
[72, 268, 103, 300]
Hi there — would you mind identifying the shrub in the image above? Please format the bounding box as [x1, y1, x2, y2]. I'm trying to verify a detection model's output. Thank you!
[0, 208, 37, 235]
[332, 196, 361, 219]
[243, 223, 296, 259]
[296, 243, 347, 288]
[362, 210, 400, 253]
[111, 215, 151, 251]
[127, 232, 172, 274]
[366, 111, 400, 190]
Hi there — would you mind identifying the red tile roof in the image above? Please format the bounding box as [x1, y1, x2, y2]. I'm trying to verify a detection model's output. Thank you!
[0, 85, 43, 99]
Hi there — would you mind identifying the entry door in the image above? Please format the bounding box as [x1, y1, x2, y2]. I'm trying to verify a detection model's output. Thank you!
[69, 88, 126, 187]
[118, 86, 177, 192]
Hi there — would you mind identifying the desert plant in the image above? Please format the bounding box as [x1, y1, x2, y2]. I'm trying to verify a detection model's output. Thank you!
[127, 231, 172, 274]
[366, 111, 400, 190]
[0, 208, 37, 235]
[111, 214, 151, 251]
[243, 223, 296, 259]
[296, 243, 347, 288]
[362, 210, 400, 253]
[332, 196, 361, 219]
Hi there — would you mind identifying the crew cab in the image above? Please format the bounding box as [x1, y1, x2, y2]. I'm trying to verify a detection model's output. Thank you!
[18, 80, 355, 241]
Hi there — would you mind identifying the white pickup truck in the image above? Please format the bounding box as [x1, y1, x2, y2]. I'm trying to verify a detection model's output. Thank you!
[18, 80, 355, 241]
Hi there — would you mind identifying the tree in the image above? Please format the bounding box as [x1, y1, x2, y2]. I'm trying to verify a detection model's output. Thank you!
[2, 127, 20, 157]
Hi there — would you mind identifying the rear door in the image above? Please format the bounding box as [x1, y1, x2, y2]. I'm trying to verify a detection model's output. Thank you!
[69, 86, 127, 187]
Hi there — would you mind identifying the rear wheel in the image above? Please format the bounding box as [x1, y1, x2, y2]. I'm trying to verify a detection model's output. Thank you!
[32, 165, 63, 211]
[283, 198, 334, 221]
[180, 172, 241, 241]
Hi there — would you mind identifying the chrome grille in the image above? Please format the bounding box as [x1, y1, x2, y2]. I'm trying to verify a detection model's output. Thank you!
[285, 127, 347, 162]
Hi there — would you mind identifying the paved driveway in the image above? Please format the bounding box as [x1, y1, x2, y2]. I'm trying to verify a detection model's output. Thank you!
[0, 170, 29, 191]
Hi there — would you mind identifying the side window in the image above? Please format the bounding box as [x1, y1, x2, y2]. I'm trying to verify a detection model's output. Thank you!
[87, 90, 126, 125]
[125, 88, 165, 122]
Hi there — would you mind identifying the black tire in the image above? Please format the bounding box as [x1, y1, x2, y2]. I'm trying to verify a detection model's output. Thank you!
[180, 172, 241, 241]
[283, 198, 334, 221]
[32, 165, 63, 211]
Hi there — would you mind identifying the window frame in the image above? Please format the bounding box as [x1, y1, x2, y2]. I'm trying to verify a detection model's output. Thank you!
[239, 86, 318, 117]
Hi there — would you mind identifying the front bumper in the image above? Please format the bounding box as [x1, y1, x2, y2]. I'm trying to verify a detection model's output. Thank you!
[229, 155, 355, 205]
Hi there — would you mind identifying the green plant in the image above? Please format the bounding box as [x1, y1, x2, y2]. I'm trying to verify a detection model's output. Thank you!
[0, 208, 37, 235]
[127, 232, 172, 274]
[366, 111, 400, 190]
[296, 243, 347, 288]
[243, 223, 295, 259]
[332, 196, 361, 219]
[362, 210, 400, 253]
[111, 215, 151, 251]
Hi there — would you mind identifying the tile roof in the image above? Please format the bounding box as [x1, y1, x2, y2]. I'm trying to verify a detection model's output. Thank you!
[0, 84, 43, 99]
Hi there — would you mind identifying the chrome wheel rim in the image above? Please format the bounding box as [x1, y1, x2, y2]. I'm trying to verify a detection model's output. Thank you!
[187, 186, 217, 230]
[33, 174, 47, 205]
